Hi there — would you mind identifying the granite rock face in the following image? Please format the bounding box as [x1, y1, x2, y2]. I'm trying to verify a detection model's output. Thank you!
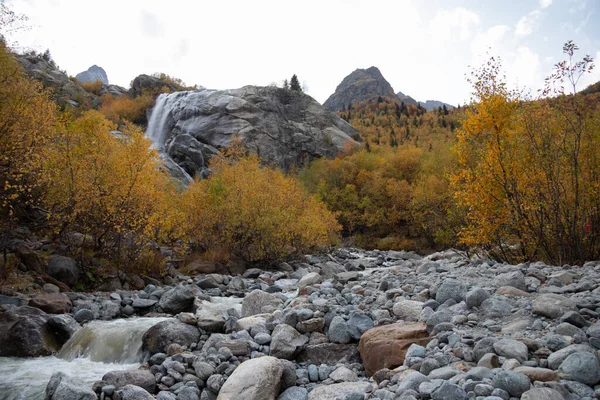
[75, 65, 109, 85]
[146, 86, 361, 180]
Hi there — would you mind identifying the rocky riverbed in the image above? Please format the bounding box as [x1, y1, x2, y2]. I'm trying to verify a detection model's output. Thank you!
[2, 248, 600, 400]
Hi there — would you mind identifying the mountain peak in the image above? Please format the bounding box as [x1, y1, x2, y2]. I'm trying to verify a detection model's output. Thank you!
[76, 65, 109, 85]
[324, 67, 396, 111]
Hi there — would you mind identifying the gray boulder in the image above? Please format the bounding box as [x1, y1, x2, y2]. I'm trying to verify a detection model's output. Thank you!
[47, 314, 80, 344]
[328, 316, 352, 344]
[307, 382, 371, 400]
[46, 255, 80, 286]
[102, 369, 155, 393]
[493, 270, 527, 291]
[557, 351, 600, 385]
[270, 324, 308, 359]
[113, 384, 154, 400]
[532, 294, 577, 318]
[241, 290, 283, 317]
[278, 386, 308, 400]
[158, 285, 195, 314]
[142, 320, 200, 354]
[45, 371, 96, 400]
[218, 356, 283, 400]
[435, 280, 466, 304]
[0, 306, 60, 357]
[493, 339, 528, 363]
[492, 370, 531, 398]
[521, 388, 565, 400]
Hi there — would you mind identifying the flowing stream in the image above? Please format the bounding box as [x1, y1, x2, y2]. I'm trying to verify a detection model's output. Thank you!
[0, 317, 167, 400]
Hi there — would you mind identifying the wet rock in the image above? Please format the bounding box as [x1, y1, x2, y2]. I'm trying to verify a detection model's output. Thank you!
[114, 384, 154, 400]
[218, 356, 283, 400]
[0, 305, 59, 357]
[358, 322, 429, 376]
[103, 369, 155, 393]
[47, 314, 80, 343]
[45, 371, 96, 400]
[158, 286, 195, 314]
[142, 320, 200, 354]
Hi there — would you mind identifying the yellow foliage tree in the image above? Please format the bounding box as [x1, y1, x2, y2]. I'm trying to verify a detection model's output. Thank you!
[42, 110, 180, 273]
[182, 154, 340, 264]
[0, 39, 58, 224]
[452, 44, 600, 264]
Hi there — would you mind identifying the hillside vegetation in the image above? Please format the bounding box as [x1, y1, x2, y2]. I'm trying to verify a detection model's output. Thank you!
[2, 32, 600, 292]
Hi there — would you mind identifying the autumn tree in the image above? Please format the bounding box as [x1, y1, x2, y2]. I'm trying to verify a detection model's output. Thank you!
[182, 153, 340, 265]
[452, 43, 600, 264]
[42, 110, 180, 274]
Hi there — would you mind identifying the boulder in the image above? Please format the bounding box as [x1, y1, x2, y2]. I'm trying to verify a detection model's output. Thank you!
[493, 270, 527, 291]
[142, 319, 200, 354]
[532, 294, 577, 319]
[102, 369, 155, 393]
[158, 285, 195, 314]
[0, 305, 60, 357]
[217, 356, 283, 400]
[29, 293, 72, 314]
[392, 300, 424, 321]
[270, 324, 308, 360]
[492, 370, 531, 398]
[358, 322, 429, 376]
[435, 280, 466, 304]
[521, 388, 565, 400]
[46, 255, 80, 286]
[298, 343, 361, 365]
[45, 371, 96, 400]
[241, 290, 283, 317]
[297, 272, 322, 291]
[493, 338, 529, 363]
[47, 314, 80, 344]
[307, 382, 371, 400]
[114, 384, 154, 400]
[557, 351, 600, 385]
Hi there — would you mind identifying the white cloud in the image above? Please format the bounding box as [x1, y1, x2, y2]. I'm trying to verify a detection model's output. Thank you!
[429, 7, 480, 41]
[515, 11, 540, 38]
[539, 0, 552, 9]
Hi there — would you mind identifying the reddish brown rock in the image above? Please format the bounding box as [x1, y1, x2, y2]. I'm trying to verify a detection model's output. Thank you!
[514, 366, 558, 382]
[496, 286, 532, 297]
[29, 293, 72, 314]
[358, 322, 430, 376]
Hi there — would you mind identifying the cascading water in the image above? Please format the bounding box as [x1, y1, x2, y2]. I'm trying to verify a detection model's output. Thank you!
[146, 92, 194, 183]
[0, 317, 167, 400]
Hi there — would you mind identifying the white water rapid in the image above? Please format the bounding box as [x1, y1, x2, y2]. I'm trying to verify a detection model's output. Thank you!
[0, 317, 167, 400]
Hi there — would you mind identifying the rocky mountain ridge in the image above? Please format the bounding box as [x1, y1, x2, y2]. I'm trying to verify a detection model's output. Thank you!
[325, 66, 453, 112]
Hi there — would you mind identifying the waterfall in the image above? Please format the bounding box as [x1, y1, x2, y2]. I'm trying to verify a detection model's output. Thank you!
[0, 317, 168, 400]
[146, 92, 194, 183]
[146, 93, 171, 149]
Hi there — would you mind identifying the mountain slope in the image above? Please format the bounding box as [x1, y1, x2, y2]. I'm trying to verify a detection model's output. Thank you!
[324, 66, 398, 111]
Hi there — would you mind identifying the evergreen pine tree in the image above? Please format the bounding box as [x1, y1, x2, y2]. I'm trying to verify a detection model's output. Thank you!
[290, 74, 302, 92]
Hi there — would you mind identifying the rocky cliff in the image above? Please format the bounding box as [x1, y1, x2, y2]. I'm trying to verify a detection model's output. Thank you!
[75, 65, 109, 85]
[146, 86, 361, 180]
[396, 90, 418, 106]
[419, 99, 455, 111]
[324, 67, 398, 111]
[16, 53, 126, 108]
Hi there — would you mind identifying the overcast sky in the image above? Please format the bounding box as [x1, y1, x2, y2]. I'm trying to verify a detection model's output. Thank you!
[5, 0, 600, 106]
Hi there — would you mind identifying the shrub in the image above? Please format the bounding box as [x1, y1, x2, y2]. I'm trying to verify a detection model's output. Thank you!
[80, 80, 103, 96]
[182, 155, 340, 264]
[99, 93, 154, 125]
